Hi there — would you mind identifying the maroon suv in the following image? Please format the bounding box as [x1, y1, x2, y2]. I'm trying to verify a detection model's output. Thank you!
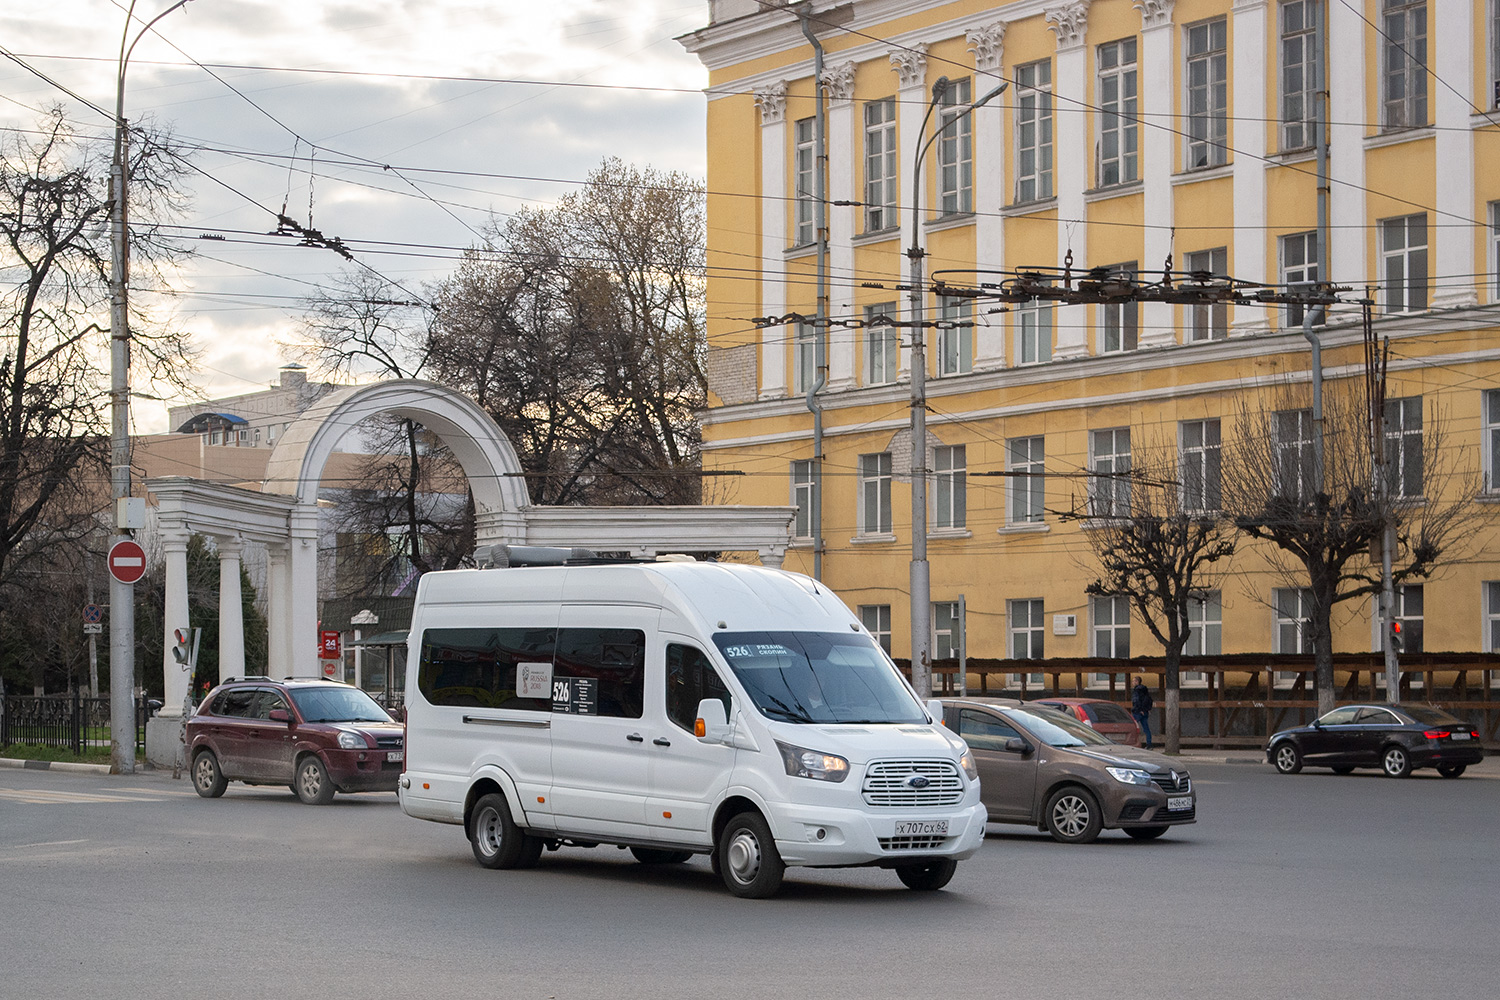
[187, 677, 404, 804]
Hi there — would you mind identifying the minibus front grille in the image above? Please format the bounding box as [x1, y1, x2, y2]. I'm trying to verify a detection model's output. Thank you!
[879, 835, 950, 851]
[862, 760, 964, 807]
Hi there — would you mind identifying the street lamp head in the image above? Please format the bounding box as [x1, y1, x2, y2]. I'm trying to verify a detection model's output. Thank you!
[974, 80, 1010, 108]
[930, 76, 950, 103]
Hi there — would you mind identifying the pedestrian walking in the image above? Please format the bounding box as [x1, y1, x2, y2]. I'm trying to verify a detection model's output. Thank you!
[1131, 676, 1155, 749]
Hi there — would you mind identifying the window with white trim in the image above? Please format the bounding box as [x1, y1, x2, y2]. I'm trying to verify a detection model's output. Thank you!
[1381, 213, 1428, 314]
[1008, 435, 1045, 524]
[1099, 262, 1138, 353]
[859, 604, 892, 654]
[865, 98, 897, 232]
[1492, 1, 1500, 111]
[794, 116, 815, 246]
[1180, 419, 1222, 512]
[1394, 584, 1423, 653]
[934, 445, 966, 531]
[865, 303, 898, 385]
[1186, 18, 1228, 169]
[1186, 247, 1228, 340]
[1484, 582, 1500, 652]
[938, 297, 972, 376]
[1485, 389, 1500, 492]
[1092, 595, 1131, 658]
[1275, 408, 1316, 502]
[1282, 231, 1320, 328]
[937, 77, 974, 216]
[1009, 598, 1045, 659]
[1274, 587, 1315, 653]
[1382, 0, 1428, 130]
[1016, 301, 1052, 365]
[858, 452, 892, 536]
[791, 460, 814, 540]
[1383, 396, 1423, 499]
[1096, 38, 1138, 187]
[1015, 61, 1053, 203]
[934, 601, 961, 660]
[1491, 201, 1499, 298]
[1185, 591, 1222, 657]
[792, 320, 815, 393]
[1089, 427, 1132, 519]
[1280, 1, 1321, 151]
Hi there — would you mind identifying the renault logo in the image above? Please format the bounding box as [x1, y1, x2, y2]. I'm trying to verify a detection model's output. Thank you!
[907, 775, 931, 789]
[1170, 770, 1179, 788]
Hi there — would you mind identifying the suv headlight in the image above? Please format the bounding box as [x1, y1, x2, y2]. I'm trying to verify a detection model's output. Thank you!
[1106, 766, 1153, 786]
[775, 741, 849, 782]
[337, 731, 368, 750]
[958, 751, 978, 782]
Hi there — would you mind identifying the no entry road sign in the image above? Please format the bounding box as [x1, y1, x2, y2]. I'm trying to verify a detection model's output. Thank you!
[107, 539, 147, 585]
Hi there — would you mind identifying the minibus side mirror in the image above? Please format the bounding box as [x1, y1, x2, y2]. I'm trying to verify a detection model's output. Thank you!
[695, 699, 733, 743]
[926, 699, 945, 725]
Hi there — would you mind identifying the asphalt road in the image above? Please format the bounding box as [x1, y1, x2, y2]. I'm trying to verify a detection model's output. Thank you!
[2, 758, 1497, 1000]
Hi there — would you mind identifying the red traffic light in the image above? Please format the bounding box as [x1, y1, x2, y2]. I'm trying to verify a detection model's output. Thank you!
[1391, 621, 1402, 634]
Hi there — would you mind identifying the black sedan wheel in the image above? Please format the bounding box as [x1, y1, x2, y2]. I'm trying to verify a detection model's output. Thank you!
[1044, 787, 1103, 844]
[1273, 742, 1303, 775]
[1437, 763, 1467, 779]
[1381, 745, 1412, 778]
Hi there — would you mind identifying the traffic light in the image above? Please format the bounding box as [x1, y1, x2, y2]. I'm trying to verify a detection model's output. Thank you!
[172, 627, 200, 668]
[1389, 620, 1403, 652]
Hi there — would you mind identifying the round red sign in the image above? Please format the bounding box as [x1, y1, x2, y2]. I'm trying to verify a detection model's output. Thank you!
[107, 539, 147, 585]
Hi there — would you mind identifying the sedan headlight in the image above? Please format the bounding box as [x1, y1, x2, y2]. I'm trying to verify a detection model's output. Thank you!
[337, 731, 368, 750]
[958, 751, 978, 782]
[775, 741, 849, 782]
[1106, 766, 1153, 786]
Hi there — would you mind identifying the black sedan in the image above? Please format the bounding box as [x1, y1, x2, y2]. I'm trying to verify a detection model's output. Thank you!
[1266, 703, 1483, 778]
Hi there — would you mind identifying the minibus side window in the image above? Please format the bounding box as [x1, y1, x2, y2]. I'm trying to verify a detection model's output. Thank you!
[417, 627, 555, 711]
[665, 643, 732, 733]
[554, 628, 645, 719]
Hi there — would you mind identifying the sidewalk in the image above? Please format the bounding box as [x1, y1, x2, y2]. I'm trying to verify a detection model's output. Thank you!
[0, 756, 114, 774]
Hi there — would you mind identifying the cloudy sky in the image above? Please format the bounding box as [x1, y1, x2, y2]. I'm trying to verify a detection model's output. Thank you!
[1, 0, 712, 431]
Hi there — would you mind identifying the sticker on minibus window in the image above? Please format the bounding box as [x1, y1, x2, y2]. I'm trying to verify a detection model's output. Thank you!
[518, 662, 553, 700]
[552, 676, 598, 715]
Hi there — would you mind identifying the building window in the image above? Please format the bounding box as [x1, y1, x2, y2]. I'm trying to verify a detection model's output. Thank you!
[1383, 396, 1423, 498]
[938, 297, 972, 376]
[1017, 301, 1052, 364]
[865, 303, 898, 385]
[209, 429, 222, 445]
[859, 604, 892, 653]
[1186, 247, 1228, 340]
[1493, 202, 1500, 298]
[1180, 419, 1222, 512]
[1382, 0, 1428, 130]
[791, 460, 814, 540]
[1275, 408, 1316, 502]
[858, 452, 893, 535]
[1274, 587, 1315, 653]
[1185, 591, 1223, 656]
[1099, 262, 1138, 353]
[1090, 427, 1132, 519]
[1486, 390, 1500, 491]
[1015, 61, 1053, 203]
[1097, 38, 1138, 187]
[1485, 582, 1500, 651]
[1381, 213, 1428, 314]
[1186, 18, 1228, 169]
[1008, 436, 1045, 524]
[1393, 584, 1423, 653]
[1280, 0, 1321, 151]
[934, 602, 961, 659]
[1009, 598, 1045, 659]
[792, 320, 816, 393]
[794, 117, 815, 246]
[937, 77, 974, 216]
[1092, 595, 1131, 658]
[934, 445, 966, 530]
[865, 98, 898, 232]
[1492, 1, 1500, 111]
[1282, 231, 1320, 328]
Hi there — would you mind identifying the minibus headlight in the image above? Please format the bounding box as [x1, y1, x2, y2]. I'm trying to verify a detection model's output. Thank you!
[775, 741, 849, 782]
[958, 751, 977, 782]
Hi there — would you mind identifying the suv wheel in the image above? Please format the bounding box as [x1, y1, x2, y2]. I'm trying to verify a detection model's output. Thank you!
[294, 755, 336, 804]
[191, 751, 227, 798]
[1044, 786, 1103, 844]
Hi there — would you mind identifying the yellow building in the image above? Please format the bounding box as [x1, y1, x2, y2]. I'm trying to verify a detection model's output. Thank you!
[679, 1, 1500, 689]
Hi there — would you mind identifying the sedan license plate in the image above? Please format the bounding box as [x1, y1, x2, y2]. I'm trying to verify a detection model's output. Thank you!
[1167, 796, 1192, 812]
[387, 750, 404, 762]
[894, 820, 948, 836]
[1450, 732, 1470, 741]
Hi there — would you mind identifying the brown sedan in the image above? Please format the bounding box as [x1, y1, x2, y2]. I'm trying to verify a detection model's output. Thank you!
[942, 698, 1196, 844]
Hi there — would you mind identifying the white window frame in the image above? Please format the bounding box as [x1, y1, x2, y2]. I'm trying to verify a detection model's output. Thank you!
[1180, 419, 1222, 512]
[792, 320, 816, 393]
[933, 444, 967, 531]
[864, 98, 898, 232]
[1015, 61, 1053, 203]
[1186, 247, 1228, 340]
[1281, 230, 1320, 328]
[1185, 18, 1228, 169]
[1009, 598, 1045, 660]
[1008, 435, 1045, 524]
[937, 77, 974, 216]
[1099, 262, 1139, 353]
[1089, 427, 1132, 519]
[1016, 301, 1052, 365]
[1485, 389, 1500, 492]
[1490, 201, 1500, 301]
[858, 451, 893, 536]
[859, 604, 892, 653]
[1394, 583, 1423, 654]
[1382, 396, 1423, 499]
[1279, 0, 1321, 151]
[1096, 38, 1139, 187]
[934, 601, 961, 660]
[791, 460, 814, 540]
[1275, 408, 1315, 502]
[1381, 0, 1428, 131]
[1092, 594, 1131, 658]
[1381, 213, 1428, 314]
[1484, 582, 1500, 653]
[1274, 587, 1315, 654]
[1185, 591, 1223, 657]
[794, 116, 815, 246]
[865, 303, 898, 385]
[938, 298, 973, 376]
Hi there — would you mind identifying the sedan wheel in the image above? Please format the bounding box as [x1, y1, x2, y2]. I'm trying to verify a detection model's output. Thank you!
[1044, 787, 1103, 844]
[1273, 742, 1303, 775]
[1437, 763, 1467, 779]
[1381, 745, 1412, 778]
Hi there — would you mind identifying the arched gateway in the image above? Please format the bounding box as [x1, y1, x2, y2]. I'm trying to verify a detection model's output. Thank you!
[146, 379, 792, 755]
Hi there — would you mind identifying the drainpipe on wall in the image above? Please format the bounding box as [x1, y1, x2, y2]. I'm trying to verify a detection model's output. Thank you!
[799, 8, 828, 579]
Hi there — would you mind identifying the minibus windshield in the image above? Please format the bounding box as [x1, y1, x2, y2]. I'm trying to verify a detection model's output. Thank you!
[712, 631, 926, 725]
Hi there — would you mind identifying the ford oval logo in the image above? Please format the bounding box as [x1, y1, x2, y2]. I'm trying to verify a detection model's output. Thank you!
[907, 775, 931, 789]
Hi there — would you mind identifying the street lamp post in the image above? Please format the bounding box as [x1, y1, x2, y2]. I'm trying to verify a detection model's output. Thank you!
[109, 0, 192, 773]
[906, 76, 1006, 701]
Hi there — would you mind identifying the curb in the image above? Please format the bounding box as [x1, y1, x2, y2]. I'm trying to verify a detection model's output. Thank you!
[0, 757, 113, 774]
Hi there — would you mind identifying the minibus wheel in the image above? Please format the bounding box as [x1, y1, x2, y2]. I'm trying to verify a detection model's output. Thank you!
[470, 793, 528, 869]
[718, 811, 785, 899]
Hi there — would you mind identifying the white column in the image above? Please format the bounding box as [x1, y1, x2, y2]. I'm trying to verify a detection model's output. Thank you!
[1136, 0, 1177, 346]
[352, 629, 363, 690]
[1429, 0, 1477, 309]
[288, 504, 320, 677]
[892, 43, 930, 380]
[1047, 2, 1092, 359]
[159, 528, 190, 717]
[755, 82, 789, 399]
[968, 21, 1008, 369]
[216, 535, 245, 682]
[266, 543, 291, 677]
[1327, 0, 1366, 289]
[1231, 0, 1270, 334]
[826, 62, 859, 390]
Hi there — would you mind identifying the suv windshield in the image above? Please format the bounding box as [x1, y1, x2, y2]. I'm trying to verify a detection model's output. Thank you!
[1008, 706, 1116, 747]
[711, 631, 925, 725]
[289, 686, 393, 723]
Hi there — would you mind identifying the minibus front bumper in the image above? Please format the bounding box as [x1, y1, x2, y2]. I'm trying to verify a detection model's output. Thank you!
[769, 800, 988, 868]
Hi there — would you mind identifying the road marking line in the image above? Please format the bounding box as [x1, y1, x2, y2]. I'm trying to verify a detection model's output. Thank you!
[12, 839, 90, 848]
[0, 788, 164, 804]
